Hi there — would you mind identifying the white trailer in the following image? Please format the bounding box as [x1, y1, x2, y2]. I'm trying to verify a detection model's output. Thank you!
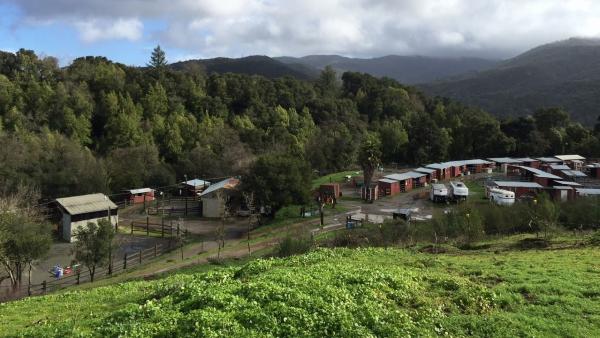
[430, 183, 448, 202]
[449, 181, 469, 201]
[489, 188, 515, 206]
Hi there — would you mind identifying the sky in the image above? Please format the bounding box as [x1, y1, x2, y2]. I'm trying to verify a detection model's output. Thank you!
[1, 0, 600, 66]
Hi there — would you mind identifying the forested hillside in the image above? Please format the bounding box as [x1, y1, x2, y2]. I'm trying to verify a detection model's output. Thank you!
[1, 47, 599, 201]
[276, 55, 498, 84]
[423, 38, 600, 125]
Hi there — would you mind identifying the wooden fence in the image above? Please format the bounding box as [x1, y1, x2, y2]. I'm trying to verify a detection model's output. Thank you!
[124, 217, 187, 238]
[0, 242, 173, 303]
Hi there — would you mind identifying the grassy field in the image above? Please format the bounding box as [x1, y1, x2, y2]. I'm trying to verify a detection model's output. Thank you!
[1, 235, 599, 337]
[311, 170, 360, 189]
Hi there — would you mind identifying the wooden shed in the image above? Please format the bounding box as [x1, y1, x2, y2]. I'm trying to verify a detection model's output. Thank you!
[378, 179, 400, 196]
[319, 183, 341, 198]
[125, 188, 155, 205]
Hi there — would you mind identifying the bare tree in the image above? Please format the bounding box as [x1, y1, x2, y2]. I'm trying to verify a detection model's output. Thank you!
[242, 192, 256, 255]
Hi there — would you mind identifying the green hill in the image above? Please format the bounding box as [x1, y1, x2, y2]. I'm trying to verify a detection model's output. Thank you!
[423, 38, 600, 125]
[170, 55, 319, 80]
[2, 246, 599, 337]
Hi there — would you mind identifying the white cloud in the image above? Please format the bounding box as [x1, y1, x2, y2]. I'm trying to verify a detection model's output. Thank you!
[75, 18, 143, 42]
[5, 0, 600, 58]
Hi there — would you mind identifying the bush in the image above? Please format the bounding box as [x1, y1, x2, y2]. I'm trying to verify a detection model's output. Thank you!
[276, 235, 312, 257]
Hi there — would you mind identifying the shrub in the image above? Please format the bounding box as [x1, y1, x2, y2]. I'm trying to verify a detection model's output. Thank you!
[276, 235, 312, 257]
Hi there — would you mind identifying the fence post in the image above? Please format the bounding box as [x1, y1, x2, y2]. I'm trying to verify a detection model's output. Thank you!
[115, 221, 118, 233]
[139, 249, 143, 264]
[161, 218, 165, 238]
[177, 222, 180, 237]
[76, 272, 81, 285]
[154, 243, 158, 257]
[42, 280, 47, 294]
[123, 253, 128, 270]
[185, 197, 188, 216]
[28, 283, 31, 296]
[146, 216, 150, 236]
[131, 221, 134, 234]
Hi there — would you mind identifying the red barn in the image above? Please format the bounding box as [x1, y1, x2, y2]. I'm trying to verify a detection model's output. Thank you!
[414, 167, 437, 182]
[125, 188, 155, 204]
[378, 179, 400, 196]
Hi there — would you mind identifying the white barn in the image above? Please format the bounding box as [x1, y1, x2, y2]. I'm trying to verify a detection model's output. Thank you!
[55, 193, 118, 242]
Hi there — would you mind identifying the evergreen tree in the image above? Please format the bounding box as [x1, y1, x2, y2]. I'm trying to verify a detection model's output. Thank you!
[148, 45, 168, 69]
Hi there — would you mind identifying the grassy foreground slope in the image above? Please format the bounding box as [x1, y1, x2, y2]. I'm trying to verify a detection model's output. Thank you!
[1, 247, 599, 337]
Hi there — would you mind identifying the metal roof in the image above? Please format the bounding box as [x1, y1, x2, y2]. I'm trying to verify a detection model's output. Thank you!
[384, 171, 426, 181]
[493, 181, 543, 188]
[514, 157, 538, 162]
[560, 170, 587, 177]
[586, 163, 600, 168]
[378, 178, 398, 184]
[183, 178, 211, 187]
[426, 163, 452, 169]
[554, 180, 582, 186]
[56, 193, 118, 216]
[515, 166, 562, 179]
[549, 164, 570, 170]
[536, 157, 561, 163]
[414, 167, 436, 174]
[576, 188, 600, 195]
[554, 154, 586, 161]
[552, 186, 573, 190]
[199, 178, 240, 197]
[487, 157, 523, 164]
[127, 188, 153, 194]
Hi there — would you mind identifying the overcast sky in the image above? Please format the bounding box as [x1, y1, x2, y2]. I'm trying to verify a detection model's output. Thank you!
[1, 0, 600, 65]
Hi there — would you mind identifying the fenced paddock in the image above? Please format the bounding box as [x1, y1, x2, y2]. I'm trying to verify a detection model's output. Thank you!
[0, 242, 174, 303]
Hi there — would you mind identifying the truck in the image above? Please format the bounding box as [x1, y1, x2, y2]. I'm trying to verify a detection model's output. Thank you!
[430, 183, 448, 203]
[488, 188, 515, 206]
[449, 181, 469, 201]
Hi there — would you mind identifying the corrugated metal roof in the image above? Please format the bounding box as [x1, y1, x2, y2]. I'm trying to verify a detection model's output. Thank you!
[536, 157, 561, 163]
[493, 181, 543, 188]
[560, 170, 587, 177]
[127, 188, 153, 194]
[552, 186, 573, 190]
[549, 164, 570, 170]
[515, 166, 562, 179]
[576, 188, 600, 195]
[378, 178, 398, 184]
[385, 171, 426, 181]
[585, 163, 600, 168]
[555, 154, 586, 161]
[554, 180, 582, 186]
[488, 157, 523, 164]
[414, 167, 436, 174]
[199, 178, 240, 197]
[183, 179, 211, 187]
[56, 193, 117, 216]
[514, 157, 538, 162]
[426, 163, 452, 169]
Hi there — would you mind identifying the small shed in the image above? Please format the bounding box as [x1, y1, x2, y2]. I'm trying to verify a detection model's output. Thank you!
[361, 184, 379, 201]
[585, 163, 600, 178]
[384, 172, 415, 192]
[492, 181, 543, 198]
[378, 179, 400, 196]
[559, 169, 587, 182]
[319, 183, 341, 198]
[548, 186, 575, 202]
[125, 188, 155, 204]
[555, 154, 586, 170]
[488, 157, 524, 173]
[55, 193, 118, 242]
[414, 167, 437, 182]
[512, 158, 539, 168]
[199, 178, 240, 218]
